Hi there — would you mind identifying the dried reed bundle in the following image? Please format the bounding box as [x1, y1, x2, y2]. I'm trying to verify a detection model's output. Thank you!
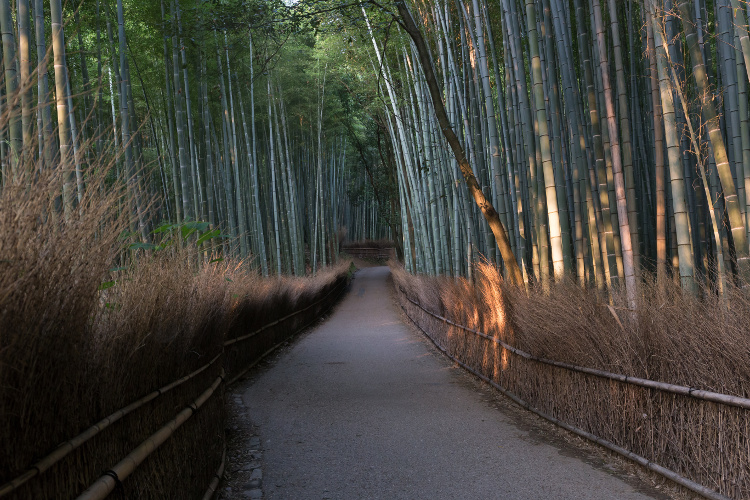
[0, 163, 351, 498]
[392, 262, 750, 498]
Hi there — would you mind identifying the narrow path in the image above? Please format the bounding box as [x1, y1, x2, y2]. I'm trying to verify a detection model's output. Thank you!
[240, 267, 666, 499]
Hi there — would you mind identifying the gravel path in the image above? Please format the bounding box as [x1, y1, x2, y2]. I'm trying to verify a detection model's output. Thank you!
[237, 266, 668, 500]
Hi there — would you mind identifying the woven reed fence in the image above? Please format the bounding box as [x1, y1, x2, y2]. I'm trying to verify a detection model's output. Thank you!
[0, 272, 350, 500]
[395, 286, 749, 500]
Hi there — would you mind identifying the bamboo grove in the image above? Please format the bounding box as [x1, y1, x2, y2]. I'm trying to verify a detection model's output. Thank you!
[344, 0, 750, 300]
[5, 0, 750, 296]
[0, 0, 393, 276]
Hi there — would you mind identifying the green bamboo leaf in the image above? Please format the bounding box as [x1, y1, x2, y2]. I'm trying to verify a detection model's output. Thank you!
[196, 228, 221, 245]
[98, 281, 116, 291]
[181, 226, 197, 239]
[183, 220, 210, 232]
[118, 230, 138, 241]
[153, 222, 178, 234]
[181, 221, 210, 239]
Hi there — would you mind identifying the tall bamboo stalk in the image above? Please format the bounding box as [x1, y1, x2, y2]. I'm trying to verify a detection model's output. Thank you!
[677, 0, 750, 283]
[1, 0, 21, 175]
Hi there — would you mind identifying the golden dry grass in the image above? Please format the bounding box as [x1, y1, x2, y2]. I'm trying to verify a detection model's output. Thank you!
[392, 261, 750, 498]
[0, 167, 350, 498]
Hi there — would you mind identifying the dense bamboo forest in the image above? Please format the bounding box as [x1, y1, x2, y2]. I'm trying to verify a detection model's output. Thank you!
[2, 0, 750, 298]
[355, 0, 750, 303]
[0, 0, 396, 278]
[2, 0, 750, 498]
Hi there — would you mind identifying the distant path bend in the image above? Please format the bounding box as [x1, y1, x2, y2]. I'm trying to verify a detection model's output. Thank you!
[240, 266, 666, 500]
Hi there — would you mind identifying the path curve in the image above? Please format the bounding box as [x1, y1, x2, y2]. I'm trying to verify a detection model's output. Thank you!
[240, 266, 666, 499]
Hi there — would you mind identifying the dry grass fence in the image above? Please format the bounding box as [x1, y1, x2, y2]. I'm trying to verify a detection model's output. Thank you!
[392, 262, 750, 500]
[0, 173, 351, 499]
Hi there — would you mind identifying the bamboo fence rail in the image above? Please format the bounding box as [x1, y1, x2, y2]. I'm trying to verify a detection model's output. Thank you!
[0, 352, 223, 498]
[226, 277, 349, 386]
[2, 272, 351, 499]
[202, 447, 227, 500]
[398, 288, 745, 500]
[224, 277, 348, 348]
[401, 291, 750, 410]
[76, 372, 225, 500]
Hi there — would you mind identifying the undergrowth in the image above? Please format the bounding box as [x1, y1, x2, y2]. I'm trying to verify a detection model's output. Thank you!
[0, 169, 350, 498]
[392, 261, 750, 395]
[340, 238, 394, 249]
[392, 261, 750, 498]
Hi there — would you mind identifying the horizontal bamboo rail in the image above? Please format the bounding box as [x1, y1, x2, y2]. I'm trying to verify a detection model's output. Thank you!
[0, 352, 223, 498]
[2, 273, 350, 500]
[401, 292, 750, 410]
[76, 372, 225, 500]
[201, 447, 227, 500]
[207, 275, 348, 498]
[75, 277, 347, 499]
[399, 290, 737, 500]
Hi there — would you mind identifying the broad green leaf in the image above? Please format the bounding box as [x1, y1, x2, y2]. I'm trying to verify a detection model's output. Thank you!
[153, 222, 178, 234]
[196, 228, 221, 246]
[98, 281, 117, 291]
[183, 220, 210, 232]
[129, 242, 158, 251]
[181, 225, 197, 239]
[118, 230, 138, 241]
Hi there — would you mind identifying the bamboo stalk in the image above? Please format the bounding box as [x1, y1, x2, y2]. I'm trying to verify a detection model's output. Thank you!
[591, 0, 636, 307]
[649, 1, 695, 292]
[678, 0, 750, 283]
[393, 1, 523, 286]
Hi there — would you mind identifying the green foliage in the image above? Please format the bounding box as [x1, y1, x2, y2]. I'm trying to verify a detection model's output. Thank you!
[50, 0, 394, 274]
[97, 280, 117, 291]
[126, 220, 229, 253]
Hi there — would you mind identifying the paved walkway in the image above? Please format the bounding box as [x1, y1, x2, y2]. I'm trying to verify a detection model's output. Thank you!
[240, 266, 666, 499]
